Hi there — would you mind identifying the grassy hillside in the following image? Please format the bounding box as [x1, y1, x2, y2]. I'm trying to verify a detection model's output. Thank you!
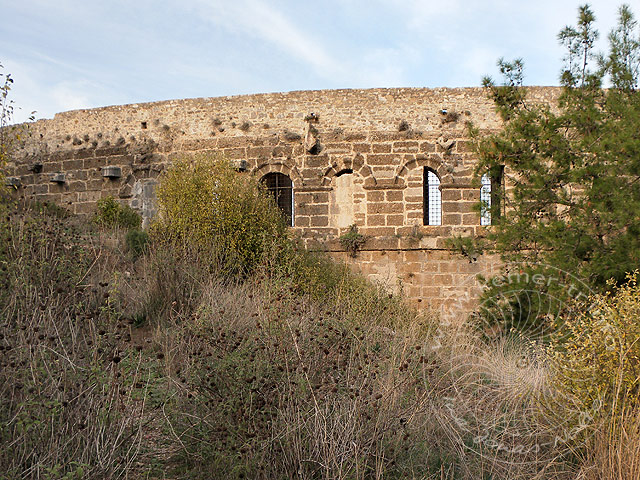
[1, 179, 638, 478]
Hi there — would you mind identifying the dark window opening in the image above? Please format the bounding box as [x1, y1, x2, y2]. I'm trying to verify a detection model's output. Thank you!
[423, 168, 441, 226]
[261, 172, 294, 226]
[335, 168, 353, 177]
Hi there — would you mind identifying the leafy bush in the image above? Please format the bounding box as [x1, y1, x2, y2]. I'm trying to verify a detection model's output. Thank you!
[93, 195, 141, 229]
[125, 228, 149, 259]
[550, 272, 640, 415]
[153, 154, 287, 273]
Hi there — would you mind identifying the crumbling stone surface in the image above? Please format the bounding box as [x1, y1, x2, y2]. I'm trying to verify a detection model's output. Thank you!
[4, 86, 563, 318]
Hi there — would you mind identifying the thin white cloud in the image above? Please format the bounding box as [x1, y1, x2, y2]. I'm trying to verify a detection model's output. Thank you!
[0, 0, 634, 121]
[50, 81, 93, 112]
[192, 0, 345, 78]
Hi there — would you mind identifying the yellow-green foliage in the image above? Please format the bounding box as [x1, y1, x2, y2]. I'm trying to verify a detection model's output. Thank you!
[94, 196, 141, 229]
[551, 272, 640, 413]
[153, 154, 287, 272]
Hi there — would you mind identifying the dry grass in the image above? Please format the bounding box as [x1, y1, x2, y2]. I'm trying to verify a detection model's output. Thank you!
[579, 407, 640, 479]
[2, 197, 638, 479]
[0, 200, 158, 479]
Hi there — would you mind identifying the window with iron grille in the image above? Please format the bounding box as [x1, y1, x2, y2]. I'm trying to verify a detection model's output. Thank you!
[261, 172, 294, 226]
[481, 173, 492, 225]
[423, 168, 441, 226]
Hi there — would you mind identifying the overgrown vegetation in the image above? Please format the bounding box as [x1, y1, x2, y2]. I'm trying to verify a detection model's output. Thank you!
[3, 7, 640, 477]
[0, 198, 154, 479]
[338, 224, 367, 257]
[551, 272, 640, 416]
[153, 154, 288, 274]
[93, 195, 142, 230]
[3, 142, 639, 477]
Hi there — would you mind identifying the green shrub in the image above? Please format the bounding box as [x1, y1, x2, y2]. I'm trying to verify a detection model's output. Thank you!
[338, 224, 366, 257]
[550, 272, 640, 416]
[153, 154, 287, 273]
[93, 196, 141, 229]
[125, 228, 149, 258]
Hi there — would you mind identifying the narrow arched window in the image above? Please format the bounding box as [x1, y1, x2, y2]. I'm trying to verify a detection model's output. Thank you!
[261, 172, 294, 226]
[480, 173, 492, 225]
[423, 168, 441, 226]
[480, 166, 504, 225]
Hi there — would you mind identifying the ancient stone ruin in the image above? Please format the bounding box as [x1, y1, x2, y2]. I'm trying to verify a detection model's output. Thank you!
[4, 87, 562, 320]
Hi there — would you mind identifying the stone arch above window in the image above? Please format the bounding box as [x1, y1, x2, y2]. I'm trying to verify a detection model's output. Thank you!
[393, 155, 453, 185]
[261, 172, 294, 226]
[321, 154, 370, 185]
[424, 168, 441, 226]
[252, 160, 304, 188]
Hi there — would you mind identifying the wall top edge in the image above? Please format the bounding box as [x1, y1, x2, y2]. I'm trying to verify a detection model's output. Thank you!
[41, 86, 563, 123]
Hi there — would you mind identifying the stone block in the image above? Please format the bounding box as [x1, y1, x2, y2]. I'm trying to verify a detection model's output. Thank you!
[372, 143, 391, 153]
[361, 226, 395, 236]
[462, 189, 479, 201]
[73, 148, 95, 160]
[43, 162, 62, 173]
[310, 192, 329, 203]
[295, 216, 310, 227]
[386, 214, 404, 226]
[441, 189, 462, 201]
[84, 157, 107, 169]
[462, 213, 480, 225]
[223, 147, 246, 159]
[386, 190, 403, 202]
[367, 215, 385, 226]
[353, 143, 371, 153]
[310, 215, 328, 227]
[366, 153, 397, 165]
[367, 191, 384, 202]
[392, 141, 419, 152]
[67, 180, 87, 192]
[443, 214, 461, 225]
[419, 142, 436, 153]
[368, 202, 402, 214]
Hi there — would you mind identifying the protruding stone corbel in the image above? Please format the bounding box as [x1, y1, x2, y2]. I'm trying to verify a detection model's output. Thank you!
[231, 159, 248, 172]
[102, 166, 122, 178]
[50, 173, 66, 184]
[304, 123, 320, 154]
[437, 136, 455, 151]
[4, 177, 21, 187]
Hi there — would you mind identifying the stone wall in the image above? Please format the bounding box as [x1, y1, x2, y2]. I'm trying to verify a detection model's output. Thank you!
[4, 87, 561, 319]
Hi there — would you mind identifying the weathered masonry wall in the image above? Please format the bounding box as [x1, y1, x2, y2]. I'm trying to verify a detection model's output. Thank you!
[4, 87, 561, 321]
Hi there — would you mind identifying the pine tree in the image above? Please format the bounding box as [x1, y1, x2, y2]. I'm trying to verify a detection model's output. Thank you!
[471, 4, 640, 333]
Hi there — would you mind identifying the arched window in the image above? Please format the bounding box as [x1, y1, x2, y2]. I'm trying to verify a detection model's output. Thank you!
[480, 173, 492, 226]
[480, 166, 504, 226]
[423, 168, 441, 225]
[261, 172, 294, 226]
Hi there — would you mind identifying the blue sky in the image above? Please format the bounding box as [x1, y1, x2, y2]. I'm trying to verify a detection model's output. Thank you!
[1, 0, 625, 122]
